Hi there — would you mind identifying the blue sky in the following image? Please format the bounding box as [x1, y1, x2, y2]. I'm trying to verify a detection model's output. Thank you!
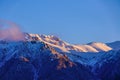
[0, 0, 120, 44]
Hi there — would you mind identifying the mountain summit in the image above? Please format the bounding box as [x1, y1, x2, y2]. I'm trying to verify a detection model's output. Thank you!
[25, 33, 112, 53]
[0, 32, 113, 53]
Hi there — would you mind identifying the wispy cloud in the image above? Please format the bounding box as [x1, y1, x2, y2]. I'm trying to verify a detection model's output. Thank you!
[0, 20, 25, 41]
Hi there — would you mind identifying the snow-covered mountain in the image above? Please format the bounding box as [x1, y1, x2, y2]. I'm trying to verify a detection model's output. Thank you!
[24, 33, 112, 53]
[107, 41, 120, 50]
[0, 41, 76, 80]
[0, 33, 120, 80]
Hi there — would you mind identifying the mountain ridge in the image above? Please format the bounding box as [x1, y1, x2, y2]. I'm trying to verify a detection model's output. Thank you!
[107, 41, 120, 50]
[24, 33, 112, 53]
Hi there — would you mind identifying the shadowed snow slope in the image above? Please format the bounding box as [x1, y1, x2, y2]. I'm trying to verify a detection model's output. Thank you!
[25, 33, 112, 53]
[0, 40, 120, 80]
[107, 41, 120, 50]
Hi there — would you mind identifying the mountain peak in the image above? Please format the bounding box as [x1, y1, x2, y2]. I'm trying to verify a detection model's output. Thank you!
[87, 42, 112, 52]
[24, 33, 112, 53]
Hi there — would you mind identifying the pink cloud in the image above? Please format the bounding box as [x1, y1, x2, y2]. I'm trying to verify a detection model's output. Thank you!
[0, 20, 25, 41]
